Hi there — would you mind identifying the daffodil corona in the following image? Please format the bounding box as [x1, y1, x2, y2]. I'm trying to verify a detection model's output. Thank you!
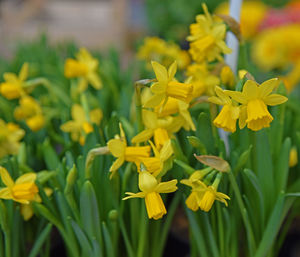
[123, 170, 177, 219]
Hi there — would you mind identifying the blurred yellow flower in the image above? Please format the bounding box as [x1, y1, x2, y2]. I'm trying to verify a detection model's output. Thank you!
[215, 1, 268, 39]
[252, 24, 300, 71]
[144, 61, 193, 108]
[280, 61, 300, 93]
[123, 170, 177, 219]
[289, 147, 298, 168]
[14, 96, 45, 131]
[209, 86, 240, 133]
[226, 79, 288, 131]
[220, 66, 235, 88]
[64, 48, 102, 92]
[0, 167, 38, 204]
[186, 63, 220, 97]
[137, 37, 190, 70]
[0, 120, 24, 158]
[61, 104, 102, 145]
[187, 4, 231, 63]
[107, 124, 151, 175]
[0, 63, 30, 99]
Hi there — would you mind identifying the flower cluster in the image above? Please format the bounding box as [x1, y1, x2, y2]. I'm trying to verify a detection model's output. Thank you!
[137, 37, 190, 70]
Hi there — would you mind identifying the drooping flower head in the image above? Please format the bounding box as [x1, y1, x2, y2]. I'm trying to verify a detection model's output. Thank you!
[0, 167, 39, 204]
[143, 61, 193, 108]
[187, 4, 232, 63]
[225, 78, 288, 131]
[61, 104, 103, 145]
[14, 96, 45, 131]
[64, 48, 102, 92]
[0, 63, 30, 99]
[123, 170, 177, 219]
[209, 86, 240, 133]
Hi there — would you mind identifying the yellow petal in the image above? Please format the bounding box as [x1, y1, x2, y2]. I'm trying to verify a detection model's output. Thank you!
[19, 63, 29, 81]
[77, 78, 88, 92]
[225, 90, 247, 104]
[239, 105, 247, 129]
[15, 173, 37, 185]
[242, 80, 259, 100]
[90, 108, 103, 124]
[168, 61, 177, 79]
[60, 121, 80, 133]
[143, 94, 165, 108]
[0, 167, 14, 187]
[155, 179, 178, 193]
[87, 72, 102, 90]
[21, 204, 34, 221]
[142, 110, 158, 129]
[109, 156, 125, 172]
[72, 104, 86, 123]
[208, 96, 224, 105]
[131, 129, 154, 144]
[151, 61, 168, 83]
[263, 94, 288, 106]
[107, 139, 126, 157]
[122, 191, 146, 200]
[215, 86, 231, 104]
[159, 140, 173, 162]
[151, 82, 166, 94]
[259, 78, 279, 98]
[3, 73, 18, 83]
[0, 188, 13, 199]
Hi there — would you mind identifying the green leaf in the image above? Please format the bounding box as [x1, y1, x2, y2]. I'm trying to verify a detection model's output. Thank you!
[28, 224, 53, 257]
[42, 139, 60, 171]
[274, 138, 291, 193]
[196, 112, 215, 154]
[187, 136, 207, 154]
[233, 145, 252, 174]
[285, 193, 300, 197]
[102, 222, 115, 257]
[254, 192, 285, 257]
[80, 181, 102, 244]
[71, 220, 92, 257]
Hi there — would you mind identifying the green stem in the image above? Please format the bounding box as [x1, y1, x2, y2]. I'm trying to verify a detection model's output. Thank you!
[228, 170, 256, 255]
[217, 204, 224, 257]
[4, 231, 11, 257]
[238, 42, 248, 71]
[137, 206, 148, 257]
[135, 83, 144, 134]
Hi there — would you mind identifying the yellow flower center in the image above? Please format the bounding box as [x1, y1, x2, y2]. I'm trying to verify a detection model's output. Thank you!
[145, 191, 167, 219]
[246, 99, 273, 131]
[82, 121, 94, 134]
[12, 182, 39, 201]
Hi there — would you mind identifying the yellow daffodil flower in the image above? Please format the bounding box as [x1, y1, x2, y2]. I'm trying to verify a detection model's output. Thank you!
[14, 96, 45, 131]
[225, 78, 288, 131]
[135, 140, 173, 177]
[61, 104, 102, 145]
[143, 61, 193, 108]
[123, 170, 177, 219]
[0, 120, 25, 158]
[220, 66, 235, 88]
[64, 48, 102, 92]
[187, 4, 231, 63]
[209, 86, 240, 133]
[137, 37, 190, 70]
[0, 63, 30, 99]
[181, 169, 211, 211]
[21, 187, 53, 221]
[186, 63, 220, 97]
[107, 124, 151, 176]
[131, 110, 182, 149]
[280, 61, 300, 93]
[0, 167, 39, 204]
[199, 185, 230, 212]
